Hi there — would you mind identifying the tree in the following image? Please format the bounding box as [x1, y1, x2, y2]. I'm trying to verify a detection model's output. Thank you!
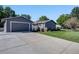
[0, 6, 3, 11]
[4, 7, 16, 17]
[0, 6, 16, 27]
[71, 7, 79, 18]
[16, 14, 20, 16]
[39, 16, 49, 21]
[10, 10, 16, 17]
[21, 14, 31, 20]
[0, 12, 5, 27]
[0, 6, 4, 22]
[63, 17, 79, 30]
[56, 14, 70, 25]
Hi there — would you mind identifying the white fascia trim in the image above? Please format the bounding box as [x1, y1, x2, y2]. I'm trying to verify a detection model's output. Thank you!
[4, 20, 7, 32]
[10, 21, 30, 32]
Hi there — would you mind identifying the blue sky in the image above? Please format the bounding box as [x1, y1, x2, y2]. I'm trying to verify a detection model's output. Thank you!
[5, 5, 77, 22]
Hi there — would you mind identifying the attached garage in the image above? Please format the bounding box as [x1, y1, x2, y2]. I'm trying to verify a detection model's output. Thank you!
[10, 21, 30, 32]
[3, 16, 33, 32]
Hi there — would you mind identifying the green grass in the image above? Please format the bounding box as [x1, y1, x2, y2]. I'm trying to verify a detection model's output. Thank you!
[40, 31, 79, 43]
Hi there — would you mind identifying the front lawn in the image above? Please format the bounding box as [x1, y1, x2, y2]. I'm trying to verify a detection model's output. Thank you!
[40, 31, 79, 43]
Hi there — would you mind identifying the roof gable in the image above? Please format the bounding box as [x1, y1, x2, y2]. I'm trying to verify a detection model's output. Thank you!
[1, 16, 33, 23]
[33, 20, 56, 24]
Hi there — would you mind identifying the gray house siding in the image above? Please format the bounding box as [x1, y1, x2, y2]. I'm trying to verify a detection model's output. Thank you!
[4, 17, 32, 32]
[45, 20, 56, 30]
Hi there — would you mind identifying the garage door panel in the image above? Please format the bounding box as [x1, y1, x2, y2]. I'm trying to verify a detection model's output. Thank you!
[12, 23, 29, 32]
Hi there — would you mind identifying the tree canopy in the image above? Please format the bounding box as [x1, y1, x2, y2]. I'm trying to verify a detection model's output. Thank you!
[0, 6, 16, 19]
[63, 17, 79, 30]
[56, 14, 70, 25]
[71, 7, 79, 18]
[56, 6, 79, 30]
[0, 6, 16, 27]
[4, 7, 16, 17]
[21, 14, 31, 20]
[39, 16, 49, 21]
[0, 6, 3, 11]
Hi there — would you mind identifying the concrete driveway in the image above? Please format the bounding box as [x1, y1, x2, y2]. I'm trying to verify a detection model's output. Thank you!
[0, 32, 79, 54]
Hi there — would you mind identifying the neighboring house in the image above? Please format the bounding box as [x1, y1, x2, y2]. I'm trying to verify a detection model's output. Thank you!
[32, 20, 56, 31]
[2, 16, 33, 32]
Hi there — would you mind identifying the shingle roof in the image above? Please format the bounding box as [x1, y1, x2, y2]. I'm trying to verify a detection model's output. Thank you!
[1, 16, 33, 23]
[33, 20, 56, 24]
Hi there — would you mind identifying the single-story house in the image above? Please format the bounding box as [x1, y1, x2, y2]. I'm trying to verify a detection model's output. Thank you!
[2, 16, 33, 32]
[32, 20, 56, 31]
[2, 16, 56, 32]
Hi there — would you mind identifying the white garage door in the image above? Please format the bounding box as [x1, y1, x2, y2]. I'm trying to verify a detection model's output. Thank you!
[10, 21, 30, 32]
